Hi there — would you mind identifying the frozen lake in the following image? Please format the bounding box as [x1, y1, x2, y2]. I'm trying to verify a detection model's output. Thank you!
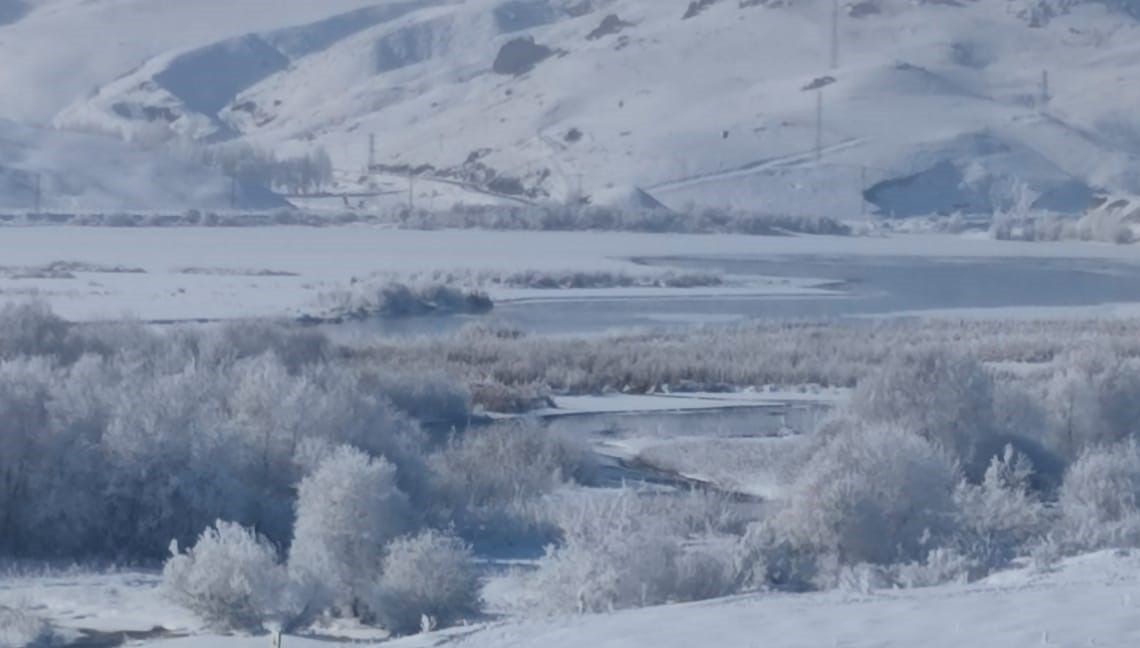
[369, 254, 1140, 336]
[3, 227, 1139, 326]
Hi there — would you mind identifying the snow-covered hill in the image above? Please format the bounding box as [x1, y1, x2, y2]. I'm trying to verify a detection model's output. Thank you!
[5, 0, 1140, 214]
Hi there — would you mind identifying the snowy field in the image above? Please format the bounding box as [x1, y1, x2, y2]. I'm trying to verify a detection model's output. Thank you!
[6, 550, 1140, 647]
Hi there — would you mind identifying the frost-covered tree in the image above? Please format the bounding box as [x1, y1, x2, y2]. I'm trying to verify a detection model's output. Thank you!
[427, 421, 588, 530]
[0, 358, 56, 555]
[162, 520, 293, 632]
[772, 423, 960, 568]
[1058, 440, 1140, 550]
[0, 301, 74, 362]
[850, 349, 998, 479]
[524, 489, 736, 615]
[1044, 353, 1140, 460]
[288, 446, 411, 617]
[369, 530, 480, 634]
[100, 362, 239, 557]
[954, 445, 1049, 568]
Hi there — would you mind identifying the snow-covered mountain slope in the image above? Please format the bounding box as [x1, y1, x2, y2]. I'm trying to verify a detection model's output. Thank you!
[0, 0, 383, 124]
[6, 0, 1140, 215]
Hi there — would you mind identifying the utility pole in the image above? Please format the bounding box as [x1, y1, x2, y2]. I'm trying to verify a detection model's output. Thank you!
[815, 90, 823, 162]
[407, 171, 415, 210]
[230, 175, 238, 209]
[830, 0, 840, 70]
[368, 134, 376, 171]
[1040, 70, 1050, 106]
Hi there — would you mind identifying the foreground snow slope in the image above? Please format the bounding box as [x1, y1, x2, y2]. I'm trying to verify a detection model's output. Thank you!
[440, 552, 1140, 648]
[7, 0, 1137, 214]
[11, 550, 1133, 648]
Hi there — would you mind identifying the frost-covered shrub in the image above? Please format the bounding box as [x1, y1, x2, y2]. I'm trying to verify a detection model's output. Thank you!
[770, 424, 960, 568]
[850, 349, 998, 478]
[427, 422, 591, 547]
[197, 320, 330, 374]
[525, 489, 738, 614]
[398, 203, 851, 237]
[468, 379, 553, 414]
[1058, 440, 1140, 550]
[430, 422, 588, 511]
[369, 530, 480, 634]
[736, 522, 829, 592]
[0, 606, 54, 648]
[377, 283, 493, 318]
[529, 517, 680, 613]
[322, 282, 493, 320]
[162, 520, 292, 632]
[366, 370, 471, 424]
[0, 301, 75, 362]
[100, 362, 240, 557]
[289, 446, 411, 616]
[892, 547, 979, 589]
[673, 540, 741, 601]
[954, 445, 1050, 568]
[0, 358, 59, 555]
[992, 381, 1047, 442]
[0, 302, 448, 560]
[1044, 353, 1140, 460]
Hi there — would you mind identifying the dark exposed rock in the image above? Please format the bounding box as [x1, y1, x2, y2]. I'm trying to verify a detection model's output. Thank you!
[492, 36, 554, 75]
[587, 14, 633, 40]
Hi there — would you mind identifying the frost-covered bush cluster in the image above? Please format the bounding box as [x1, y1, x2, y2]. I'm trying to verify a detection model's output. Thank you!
[731, 347, 1140, 594]
[317, 281, 493, 321]
[9, 301, 1140, 629]
[0, 302, 619, 634]
[368, 317, 1140, 397]
[388, 202, 851, 236]
[375, 267, 725, 291]
[0, 203, 847, 234]
[369, 530, 481, 634]
[522, 489, 742, 615]
[161, 443, 494, 635]
[288, 447, 411, 617]
[990, 210, 1135, 244]
[427, 422, 591, 541]
[163, 521, 293, 632]
[0, 301, 479, 561]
